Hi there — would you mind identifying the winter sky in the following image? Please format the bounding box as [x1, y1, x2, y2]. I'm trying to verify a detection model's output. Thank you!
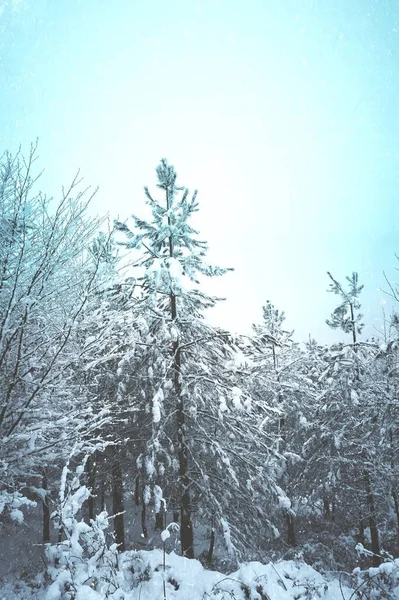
[1, 0, 399, 343]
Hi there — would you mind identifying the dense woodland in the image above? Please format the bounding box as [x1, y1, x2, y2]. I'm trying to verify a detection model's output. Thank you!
[1, 145, 399, 598]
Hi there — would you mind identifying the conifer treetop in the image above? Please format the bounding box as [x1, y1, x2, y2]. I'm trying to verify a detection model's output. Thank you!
[326, 271, 364, 337]
[114, 159, 232, 290]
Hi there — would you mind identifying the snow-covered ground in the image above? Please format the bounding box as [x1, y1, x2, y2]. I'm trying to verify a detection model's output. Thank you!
[0, 548, 356, 600]
[109, 550, 354, 600]
[2, 496, 398, 599]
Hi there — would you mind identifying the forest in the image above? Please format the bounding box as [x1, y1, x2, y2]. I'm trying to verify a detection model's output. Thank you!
[1, 144, 399, 599]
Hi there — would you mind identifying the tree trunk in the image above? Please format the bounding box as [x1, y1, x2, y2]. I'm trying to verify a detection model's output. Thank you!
[87, 454, 96, 521]
[323, 495, 330, 519]
[166, 182, 194, 558]
[389, 431, 399, 544]
[141, 476, 148, 539]
[42, 472, 50, 543]
[365, 471, 381, 566]
[392, 487, 399, 545]
[155, 508, 164, 530]
[207, 527, 215, 565]
[358, 516, 366, 546]
[286, 512, 296, 546]
[331, 494, 336, 522]
[180, 487, 194, 558]
[141, 502, 148, 539]
[112, 460, 125, 552]
[174, 328, 194, 557]
[170, 288, 194, 557]
[134, 475, 140, 506]
[349, 302, 357, 346]
[176, 338, 194, 557]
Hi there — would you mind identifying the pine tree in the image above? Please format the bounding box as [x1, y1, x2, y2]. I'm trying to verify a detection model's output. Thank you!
[249, 301, 307, 547]
[325, 272, 381, 565]
[115, 159, 231, 558]
[326, 271, 364, 345]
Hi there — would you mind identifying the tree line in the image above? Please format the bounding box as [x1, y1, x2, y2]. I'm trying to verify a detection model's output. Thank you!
[1, 144, 399, 575]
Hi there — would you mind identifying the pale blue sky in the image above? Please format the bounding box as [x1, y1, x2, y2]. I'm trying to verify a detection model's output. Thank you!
[1, 0, 399, 342]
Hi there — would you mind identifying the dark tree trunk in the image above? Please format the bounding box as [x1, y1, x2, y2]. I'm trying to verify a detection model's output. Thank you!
[100, 486, 106, 511]
[389, 431, 399, 544]
[42, 472, 50, 543]
[180, 487, 194, 558]
[112, 460, 125, 552]
[57, 525, 63, 544]
[141, 477, 148, 539]
[174, 329, 194, 558]
[365, 471, 381, 566]
[134, 475, 140, 506]
[349, 302, 357, 346]
[207, 527, 215, 565]
[166, 184, 194, 559]
[369, 512, 381, 566]
[141, 503, 148, 539]
[331, 494, 336, 522]
[55, 525, 63, 567]
[286, 512, 296, 546]
[155, 507, 164, 530]
[392, 487, 399, 544]
[358, 516, 366, 546]
[323, 496, 330, 519]
[87, 454, 96, 521]
[170, 289, 194, 557]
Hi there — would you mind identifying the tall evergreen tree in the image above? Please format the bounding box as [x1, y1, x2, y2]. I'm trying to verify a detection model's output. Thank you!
[115, 159, 232, 558]
[325, 272, 381, 565]
[249, 301, 306, 546]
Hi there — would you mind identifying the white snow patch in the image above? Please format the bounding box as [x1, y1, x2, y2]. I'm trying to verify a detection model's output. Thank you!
[161, 529, 170, 542]
[152, 387, 164, 423]
[9, 508, 24, 524]
[231, 386, 243, 410]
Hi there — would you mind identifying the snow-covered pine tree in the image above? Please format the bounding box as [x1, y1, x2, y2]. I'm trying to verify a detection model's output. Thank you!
[114, 160, 233, 558]
[248, 301, 308, 547]
[115, 160, 276, 560]
[324, 272, 382, 565]
[374, 271, 399, 549]
[326, 271, 364, 345]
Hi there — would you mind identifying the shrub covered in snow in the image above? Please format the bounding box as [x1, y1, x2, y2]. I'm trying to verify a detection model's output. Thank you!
[44, 464, 120, 600]
[0, 490, 36, 523]
[350, 552, 399, 599]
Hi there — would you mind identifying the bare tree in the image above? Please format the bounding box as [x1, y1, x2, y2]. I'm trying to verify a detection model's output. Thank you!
[0, 143, 107, 516]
